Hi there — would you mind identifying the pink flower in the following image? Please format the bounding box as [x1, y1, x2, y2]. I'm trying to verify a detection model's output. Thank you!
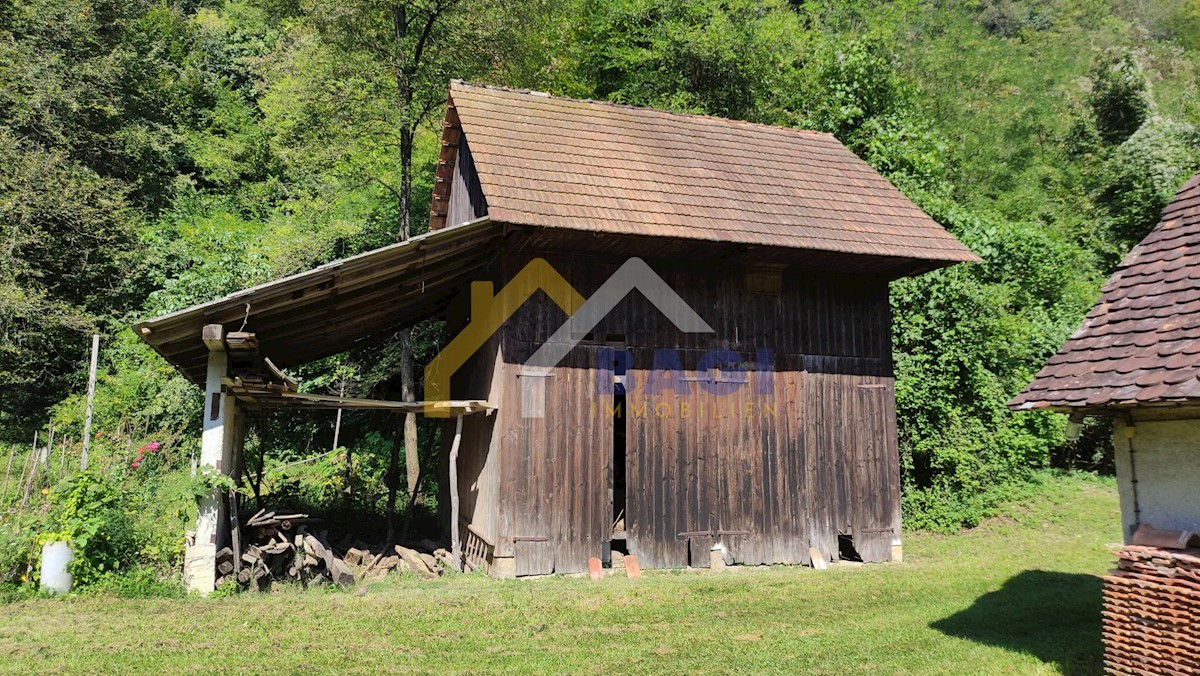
[147, 442, 161, 451]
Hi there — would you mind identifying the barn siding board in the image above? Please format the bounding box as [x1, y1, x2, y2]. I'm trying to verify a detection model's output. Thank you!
[476, 249, 900, 575]
[446, 136, 488, 228]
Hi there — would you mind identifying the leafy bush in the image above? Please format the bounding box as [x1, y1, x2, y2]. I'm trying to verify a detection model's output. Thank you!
[0, 459, 210, 597]
[1088, 51, 1152, 146]
[568, 0, 803, 122]
[1096, 115, 1200, 254]
[0, 510, 41, 588]
[46, 472, 144, 587]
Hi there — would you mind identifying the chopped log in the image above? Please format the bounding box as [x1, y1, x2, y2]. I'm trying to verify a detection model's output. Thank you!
[396, 545, 434, 577]
[304, 535, 326, 560]
[218, 561, 234, 575]
[328, 558, 355, 586]
[344, 548, 363, 566]
[419, 552, 439, 573]
[434, 549, 455, 571]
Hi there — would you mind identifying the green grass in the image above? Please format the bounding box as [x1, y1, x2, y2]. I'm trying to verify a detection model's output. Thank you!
[0, 473, 1119, 674]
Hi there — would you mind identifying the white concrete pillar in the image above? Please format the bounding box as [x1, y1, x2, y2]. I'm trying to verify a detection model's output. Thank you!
[185, 325, 234, 594]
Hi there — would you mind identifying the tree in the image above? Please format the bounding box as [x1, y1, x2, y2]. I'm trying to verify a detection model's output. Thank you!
[1096, 116, 1200, 254]
[566, 0, 802, 123]
[1088, 51, 1152, 146]
[0, 0, 201, 433]
[292, 0, 536, 536]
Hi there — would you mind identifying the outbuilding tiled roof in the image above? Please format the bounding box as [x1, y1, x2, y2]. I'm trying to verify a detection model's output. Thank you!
[431, 81, 979, 266]
[1011, 172, 1200, 411]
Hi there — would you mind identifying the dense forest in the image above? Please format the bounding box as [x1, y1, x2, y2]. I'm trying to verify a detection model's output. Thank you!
[2, 0, 1199, 587]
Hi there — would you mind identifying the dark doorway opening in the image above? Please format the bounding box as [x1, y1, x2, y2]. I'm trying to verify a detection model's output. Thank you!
[611, 341, 629, 560]
[838, 533, 862, 562]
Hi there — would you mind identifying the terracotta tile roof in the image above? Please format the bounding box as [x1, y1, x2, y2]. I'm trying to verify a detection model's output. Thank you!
[430, 81, 979, 266]
[1011, 172, 1200, 411]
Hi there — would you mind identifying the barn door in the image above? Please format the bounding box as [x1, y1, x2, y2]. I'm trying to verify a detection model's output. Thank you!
[846, 379, 900, 562]
[513, 370, 555, 576]
[512, 356, 613, 576]
[624, 361, 690, 569]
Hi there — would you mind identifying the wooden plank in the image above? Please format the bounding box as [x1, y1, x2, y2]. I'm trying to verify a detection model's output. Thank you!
[449, 414, 465, 571]
[202, 324, 225, 352]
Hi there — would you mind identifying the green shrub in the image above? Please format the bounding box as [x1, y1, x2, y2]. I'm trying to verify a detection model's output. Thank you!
[1088, 51, 1152, 146]
[48, 472, 143, 587]
[0, 510, 41, 587]
[0, 463, 208, 596]
[1096, 116, 1200, 255]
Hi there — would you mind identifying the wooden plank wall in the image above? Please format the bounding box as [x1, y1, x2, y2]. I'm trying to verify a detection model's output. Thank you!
[488, 250, 900, 574]
[445, 136, 488, 228]
[450, 330, 505, 545]
[442, 265, 507, 548]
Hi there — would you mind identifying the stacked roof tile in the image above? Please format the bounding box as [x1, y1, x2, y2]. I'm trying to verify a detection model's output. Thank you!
[1103, 545, 1200, 674]
[432, 81, 979, 266]
[1011, 172, 1200, 411]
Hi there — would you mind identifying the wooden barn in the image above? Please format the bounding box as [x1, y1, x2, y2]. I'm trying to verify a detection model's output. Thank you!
[136, 81, 977, 589]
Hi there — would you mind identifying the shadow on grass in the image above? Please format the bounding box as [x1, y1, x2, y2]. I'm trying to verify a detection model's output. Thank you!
[931, 570, 1103, 675]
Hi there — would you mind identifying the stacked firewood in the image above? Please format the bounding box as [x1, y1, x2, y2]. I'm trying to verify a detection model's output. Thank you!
[1103, 545, 1200, 675]
[216, 508, 457, 589]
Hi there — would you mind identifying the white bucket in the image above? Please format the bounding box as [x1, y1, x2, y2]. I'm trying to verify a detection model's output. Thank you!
[40, 541, 74, 594]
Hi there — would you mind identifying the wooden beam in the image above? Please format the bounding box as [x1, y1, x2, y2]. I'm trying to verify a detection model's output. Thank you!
[202, 324, 225, 352]
[449, 414, 464, 573]
[80, 334, 99, 471]
[225, 384, 494, 415]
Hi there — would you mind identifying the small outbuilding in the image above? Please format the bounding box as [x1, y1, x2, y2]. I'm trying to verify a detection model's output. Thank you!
[137, 82, 977, 588]
[1012, 172, 1200, 676]
[1011, 172, 1200, 539]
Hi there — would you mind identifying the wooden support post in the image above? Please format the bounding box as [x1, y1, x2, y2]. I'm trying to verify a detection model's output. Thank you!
[185, 324, 239, 595]
[228, 491, 242, 579]
[449, 414, 464, 572]
[20, 431, 39, 509]
[332, 381, 345, 452]
[81, 334, 99, 471]
[1, 437, 17, 505]
[44, 422, 54, 472]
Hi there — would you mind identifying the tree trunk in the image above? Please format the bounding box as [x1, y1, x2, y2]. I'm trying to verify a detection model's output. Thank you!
[399, 327, 419, 497]
[398, 125, 413, 241]
[396, 116, 419, 499]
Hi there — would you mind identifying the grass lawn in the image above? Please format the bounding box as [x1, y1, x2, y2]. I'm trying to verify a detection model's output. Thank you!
[0, 473, 1120, 674]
